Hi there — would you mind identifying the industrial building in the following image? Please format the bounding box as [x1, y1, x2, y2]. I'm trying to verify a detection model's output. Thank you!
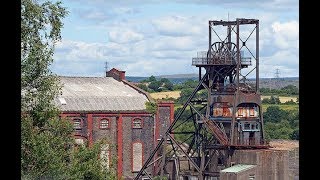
[134, 18, 292, 180]
[55, 68, 174, 179]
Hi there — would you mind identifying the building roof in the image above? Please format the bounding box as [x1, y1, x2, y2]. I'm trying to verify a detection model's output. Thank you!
[55, 76, 149, 112]
[220, 164, 256, 173]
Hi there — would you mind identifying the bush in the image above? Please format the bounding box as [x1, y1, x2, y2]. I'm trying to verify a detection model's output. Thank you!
[263, 106, 288, 123]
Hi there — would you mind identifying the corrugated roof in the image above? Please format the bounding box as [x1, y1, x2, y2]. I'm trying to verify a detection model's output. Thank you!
[55, 76, 149, 112]
[220, 164, 256, 173]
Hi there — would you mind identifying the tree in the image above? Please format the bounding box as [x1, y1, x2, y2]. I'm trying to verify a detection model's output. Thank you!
[261, 98, 270, 104]
[137, 83, 149, 92]
[282, 85, 299, 95]
[21, 1, 113, 178]
[21, 0, 70, 177]
[148, 75, 157, 82]
[291, 128, 299, 140]
[149, 81, 162, 92]
[177, 88, 194, 104]
[164, 80, 173, 91]
[263, 106, 288, 123]
[269, 95, 281, 104]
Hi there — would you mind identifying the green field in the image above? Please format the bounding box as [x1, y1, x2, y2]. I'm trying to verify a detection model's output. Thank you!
[262, 104, 298, 112]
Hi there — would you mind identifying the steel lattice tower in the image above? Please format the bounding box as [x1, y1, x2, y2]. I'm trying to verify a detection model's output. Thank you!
[134, 18, 269, 180]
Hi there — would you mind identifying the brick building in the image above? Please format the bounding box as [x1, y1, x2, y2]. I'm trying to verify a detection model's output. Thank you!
[54, 68, 174, 179]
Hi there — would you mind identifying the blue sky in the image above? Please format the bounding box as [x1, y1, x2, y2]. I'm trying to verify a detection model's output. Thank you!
[51, 0, 299, 77]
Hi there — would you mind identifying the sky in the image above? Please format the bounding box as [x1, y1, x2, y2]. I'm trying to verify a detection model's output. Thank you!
[51, 0, 299, 78]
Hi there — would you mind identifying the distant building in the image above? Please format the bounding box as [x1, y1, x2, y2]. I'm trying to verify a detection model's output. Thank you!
[55, 68, 174, 179]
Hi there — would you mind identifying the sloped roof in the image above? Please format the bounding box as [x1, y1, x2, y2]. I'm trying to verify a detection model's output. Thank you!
[55, 76, 149, 112]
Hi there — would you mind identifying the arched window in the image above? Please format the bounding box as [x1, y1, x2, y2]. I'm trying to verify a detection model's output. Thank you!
[100, 118, 110, 129]
[73, 118, 82, 130]
[132, 118, 143, 129]
[100, 144, 110, 170]
[132, 142, 143, 172]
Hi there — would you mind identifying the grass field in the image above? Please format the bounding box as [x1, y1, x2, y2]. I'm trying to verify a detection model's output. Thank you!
[150, 91, 181, 99]
[261, 96, 298, 103]
[262, 104, 299, 112]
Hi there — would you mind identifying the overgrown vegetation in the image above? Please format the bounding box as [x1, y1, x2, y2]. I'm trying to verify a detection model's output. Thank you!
[138, 75, 174, 92]
[263, 106, 299, 140]
[260, 84, 299, 96]
[21, 0, 115, 178]
[146, 101, 157, 114]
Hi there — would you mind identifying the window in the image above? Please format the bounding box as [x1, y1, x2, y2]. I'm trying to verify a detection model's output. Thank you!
[100, 144, 110, 170]
[249, 107, 255, 116]
[132, 118, 142, 129]
[237, 108, 244, 117]
[222, 107, 231, 117]
[100, 119, 110, 129]
[73, 119, 82, 129]
[132, 142, 143, 172]
[244, 123, 251, 130]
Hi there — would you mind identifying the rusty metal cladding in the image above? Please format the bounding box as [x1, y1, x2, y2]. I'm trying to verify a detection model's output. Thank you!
[134, 18, 266, 180]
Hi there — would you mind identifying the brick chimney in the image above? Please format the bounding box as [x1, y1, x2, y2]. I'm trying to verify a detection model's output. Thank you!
[106, 68, 126, 81]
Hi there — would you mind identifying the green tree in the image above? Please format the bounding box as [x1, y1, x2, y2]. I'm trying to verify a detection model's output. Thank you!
[21, 0, 114, 178]
[281, 85, 299, 95]
[263, 106, 288, 123]
[68, 141, 117, 179]
[177, 88, 194, 104]
[149, 80, 162, 92]
[137, 83, 149, 92]
[161, 78, 174, 91]
[264, 121, 293, 140]
[148, 75, 157, 82]
[261, 97, 270, 104]
[291, 128, 299, 140]
[269, 95, 281, 104]
[21, 0, 70, 177]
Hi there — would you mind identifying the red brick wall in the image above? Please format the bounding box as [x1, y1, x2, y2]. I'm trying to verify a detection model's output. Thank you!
[122, 115, 154, 179]
[61, 102, 174, 179]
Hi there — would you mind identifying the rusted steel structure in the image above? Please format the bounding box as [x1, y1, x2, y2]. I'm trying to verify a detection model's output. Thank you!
[134, 18, 269, 180]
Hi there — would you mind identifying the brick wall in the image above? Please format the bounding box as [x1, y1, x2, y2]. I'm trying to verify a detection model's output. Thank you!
[62, 100, 175, 179]
[122, 115, 154, 179]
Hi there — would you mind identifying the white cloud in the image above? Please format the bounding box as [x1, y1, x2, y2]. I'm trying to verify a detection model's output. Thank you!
[272, 21, 299, 49]
[108, 29, 144, 44]
[152, 16, 204, 37]
[152, 36, 197, 51]
[54, 1, 298, 77]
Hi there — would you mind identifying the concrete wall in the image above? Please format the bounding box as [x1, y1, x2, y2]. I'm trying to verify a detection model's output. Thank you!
[288, 147, 299, 180]
[231, 149, 289, 180]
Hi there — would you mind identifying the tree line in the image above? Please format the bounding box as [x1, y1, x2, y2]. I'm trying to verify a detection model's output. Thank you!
[21, 0, 115, 178]
[139, 77, 299, 97]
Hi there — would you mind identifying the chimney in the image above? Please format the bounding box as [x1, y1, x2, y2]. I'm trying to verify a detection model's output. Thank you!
[106, 68, 126, 81]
